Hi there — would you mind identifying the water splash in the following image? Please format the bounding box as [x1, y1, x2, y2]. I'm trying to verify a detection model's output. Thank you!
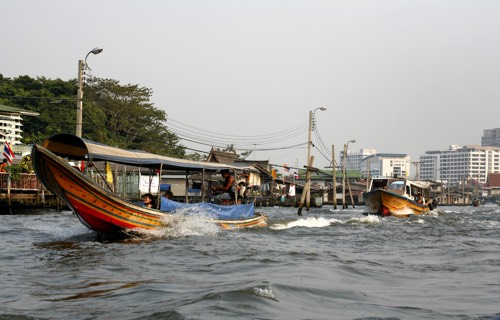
[253, 285, 279, 301]
[270, 216, 342, 230]
[129, 212, 221, 239]
[346, 214, 382, 224]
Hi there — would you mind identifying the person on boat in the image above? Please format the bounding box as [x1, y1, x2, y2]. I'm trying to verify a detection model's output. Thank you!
[142, 193, 156, 208]
[414, 193, 421, 203]
[162, 190, 173, 199]
[212, 169, 235, 201]
[159, 190, 174, 211]
[238, 181, 247, 199]
[428, 196, 436, 210]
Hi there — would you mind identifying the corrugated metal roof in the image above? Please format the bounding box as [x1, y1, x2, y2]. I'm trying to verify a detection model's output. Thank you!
[0, 104, 39, 116]
[486, 173, 500, 187]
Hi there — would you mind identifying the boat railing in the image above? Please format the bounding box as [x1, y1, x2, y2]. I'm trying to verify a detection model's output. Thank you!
[83, 170, 142, 200]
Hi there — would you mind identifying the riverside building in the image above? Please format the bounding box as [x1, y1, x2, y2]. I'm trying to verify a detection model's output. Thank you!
[359, 153, 410, 178]
[340, 149, 377, 171]
[419, 145, 500, 184]
[0, 104, 39, 146]
[481, 127, 500, 148]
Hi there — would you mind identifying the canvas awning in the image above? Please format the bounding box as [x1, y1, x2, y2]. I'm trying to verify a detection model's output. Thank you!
[42, 133, 258, 172]
[407, 180, 431, 189]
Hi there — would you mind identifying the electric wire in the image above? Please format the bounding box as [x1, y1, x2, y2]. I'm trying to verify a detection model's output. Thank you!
[167, 119, 309, 147]
[1, 92, 331, 161]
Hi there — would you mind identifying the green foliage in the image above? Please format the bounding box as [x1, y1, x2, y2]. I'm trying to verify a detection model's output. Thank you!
[3, 163, 23, 181]
[239, 150, 253, 160]
[186, 152, 207, 161]
[0, 74, 77, 144]
[20, 155, 35, 174]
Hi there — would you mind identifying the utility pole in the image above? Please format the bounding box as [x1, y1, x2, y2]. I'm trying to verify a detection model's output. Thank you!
[412, 161, 421, 180]
[342, 143, 347, 209]
[75, 59, 85, 137]
[332, 145, 337, 209]
[306, 110, 313, 208]
[75, 47, 103, 138]
[298, 156, 314, 215]
[366, 159, 371, 192]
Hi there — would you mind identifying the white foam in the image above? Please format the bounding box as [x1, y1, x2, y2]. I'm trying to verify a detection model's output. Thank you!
[270, 216, 342, 230]
[135, 212, 221, 238]
[346, 214, 382, 224]
[254, 285, 278, 301]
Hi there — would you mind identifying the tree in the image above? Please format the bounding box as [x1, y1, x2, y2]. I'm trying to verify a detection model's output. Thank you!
[223, 144, 252, 160]
[84, 78, 185, 157]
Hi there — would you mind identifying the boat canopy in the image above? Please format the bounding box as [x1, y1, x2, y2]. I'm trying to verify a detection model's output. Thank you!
[407, 180, 431, 189]
[41, 133, 257, 172]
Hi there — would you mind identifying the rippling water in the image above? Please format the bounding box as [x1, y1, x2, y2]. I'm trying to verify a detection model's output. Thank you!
[1, 205, 500, 320]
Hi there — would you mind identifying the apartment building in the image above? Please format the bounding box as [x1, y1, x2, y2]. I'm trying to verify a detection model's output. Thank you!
[482, 127, 500, 148]
[0, 104, 39, 145]
[420, 145, 500, 184]
[359, 153, 410, 178]
[339, 148, 377, 171]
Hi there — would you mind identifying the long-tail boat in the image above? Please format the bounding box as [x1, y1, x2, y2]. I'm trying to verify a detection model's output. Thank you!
[363, 176, 433, 217]
[32, 133, 267, 236]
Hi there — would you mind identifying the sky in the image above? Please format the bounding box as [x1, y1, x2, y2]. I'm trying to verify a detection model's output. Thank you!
[2, 0, 500, 174]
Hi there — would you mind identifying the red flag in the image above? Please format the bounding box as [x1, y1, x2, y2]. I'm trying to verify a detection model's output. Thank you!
[3, 141, 15, 164]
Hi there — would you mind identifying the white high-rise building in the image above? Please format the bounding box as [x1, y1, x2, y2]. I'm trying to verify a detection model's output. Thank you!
[0, 104, 39, 145]
[360, 153, 410, 178]
[420, 145, 500, 184]
[339, 149, 377, 171]
[482, 128, 500, 148]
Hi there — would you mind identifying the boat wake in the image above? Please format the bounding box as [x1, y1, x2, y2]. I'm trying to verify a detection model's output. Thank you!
[270, 214, 382, 230]
[270, 217, 339, 230]
[129, 212, 221, 239]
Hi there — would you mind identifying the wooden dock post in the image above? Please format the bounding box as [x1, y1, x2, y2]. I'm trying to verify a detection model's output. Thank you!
[297, 156, 314, 215]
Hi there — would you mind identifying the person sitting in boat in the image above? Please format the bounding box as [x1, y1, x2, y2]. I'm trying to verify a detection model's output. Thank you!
[142, 193, 156, 209]
[212, 169, 235, 201]
[428, 197, 436, 210]
[414, 193, 422, 203]
[162, 190, 173, 199]
[159, 190, 174, 211]
[415, 193, 426, 205]
[238, 181, 247, 199]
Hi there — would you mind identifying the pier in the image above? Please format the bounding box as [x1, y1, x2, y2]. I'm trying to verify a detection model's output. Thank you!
[0, 173, 59, 211]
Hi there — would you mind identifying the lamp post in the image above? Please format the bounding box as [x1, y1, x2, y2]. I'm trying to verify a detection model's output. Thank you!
[76, 47, 103, 137]
[342, 139, 355, 209]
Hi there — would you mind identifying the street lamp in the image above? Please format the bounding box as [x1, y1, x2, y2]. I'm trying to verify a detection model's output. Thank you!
[76, 47, 103, 137]
[342, 139, 355, 209]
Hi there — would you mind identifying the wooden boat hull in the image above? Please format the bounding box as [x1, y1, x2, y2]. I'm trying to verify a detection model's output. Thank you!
[32, 145, 267, 235]
[364, 189, 430, 217]
[216, 212, 268, 230]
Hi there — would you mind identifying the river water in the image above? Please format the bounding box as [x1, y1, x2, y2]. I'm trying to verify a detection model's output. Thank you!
[1, 205, 499, 320]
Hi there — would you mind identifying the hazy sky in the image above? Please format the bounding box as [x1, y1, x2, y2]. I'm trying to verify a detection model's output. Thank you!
[2, 0, 499, 173]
